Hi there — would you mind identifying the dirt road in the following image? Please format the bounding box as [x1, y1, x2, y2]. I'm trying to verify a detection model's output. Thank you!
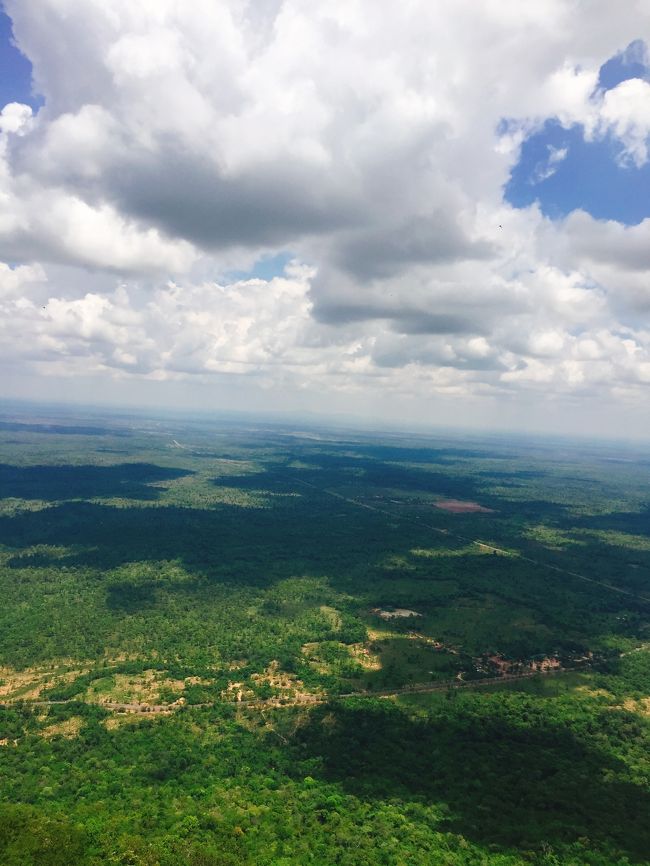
[293, 478, 650, 604]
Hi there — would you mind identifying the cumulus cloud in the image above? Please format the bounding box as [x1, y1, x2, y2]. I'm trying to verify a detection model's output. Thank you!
[1, 0, 650, 429]
[596, 77, 650, 165]
[0, 102, 33, 135]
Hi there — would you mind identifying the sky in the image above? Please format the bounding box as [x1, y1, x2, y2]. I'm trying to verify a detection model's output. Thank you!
[1, 2, 650, 439]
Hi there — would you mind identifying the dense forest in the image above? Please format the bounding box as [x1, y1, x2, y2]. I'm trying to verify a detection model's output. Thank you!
[0, 407, 649, 865]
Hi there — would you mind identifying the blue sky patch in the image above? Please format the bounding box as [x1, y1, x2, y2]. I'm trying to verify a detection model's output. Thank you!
[598, 39, 648, 90]
[226, 251, 294, 283]
[0, 10, 42, 110]
[504, 40, 650, 226]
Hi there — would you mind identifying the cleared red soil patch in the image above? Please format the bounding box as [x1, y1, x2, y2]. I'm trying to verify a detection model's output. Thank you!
[433, 499, 494, 513]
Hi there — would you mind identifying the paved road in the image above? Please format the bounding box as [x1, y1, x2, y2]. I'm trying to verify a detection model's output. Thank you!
[0, 666, 577, 714]
[0, 699, 175, 713]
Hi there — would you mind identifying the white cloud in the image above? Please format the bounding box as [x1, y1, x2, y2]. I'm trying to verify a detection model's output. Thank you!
[0, 261, 45, 296]
[597, 77, 650, 166]
[537, 64, 650, 168]
[0, 103, 33, 136]
[531, 145, 569, 183]
[1, 1, 650, 432]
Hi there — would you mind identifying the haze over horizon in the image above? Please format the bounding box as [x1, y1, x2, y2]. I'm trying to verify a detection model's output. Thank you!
[2, 2, 650, 439]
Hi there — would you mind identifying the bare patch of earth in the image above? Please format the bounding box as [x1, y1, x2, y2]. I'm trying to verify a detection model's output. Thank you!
[320, 605, 342, 630]
[225, 660, 323, 705]
[348, 643, 382, 670]
[302, 641, 381, 674]
[184, 675, 214, 687]
[0, 661, 92, 701]
[104, 714, 159, 731]
[86, 670, 185, 705]
[575, 686, 614, 699]
[623, 697, 650, 716]
[372, 607, 422, 620]
[301, 643, 330, 675]
[222, 680, 256, 703]
[251, 660, 321, 704]
[433, 499, 494, 513]
[41, 717, 83, 739]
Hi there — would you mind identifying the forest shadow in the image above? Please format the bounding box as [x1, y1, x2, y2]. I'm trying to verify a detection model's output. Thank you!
[0, 463, 192, 502]
[213, 462, 571, 526]
[105, 577, 207, 612]
[0, 491, 640, 638]
[106, 579, 162, 612]
[0, 421, 130, 436]
[294, 699, 650, 858]
[315, 442, 503, 463]
[508, 516, 650, 600]
[212, 457, 488, 499]
[0, 496, 398, 590]
[477, 468, 547, 480]
[570, 506, 650, 537]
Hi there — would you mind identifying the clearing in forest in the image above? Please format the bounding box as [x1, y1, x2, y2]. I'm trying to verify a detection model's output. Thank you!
[433, 499, 494, 513]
